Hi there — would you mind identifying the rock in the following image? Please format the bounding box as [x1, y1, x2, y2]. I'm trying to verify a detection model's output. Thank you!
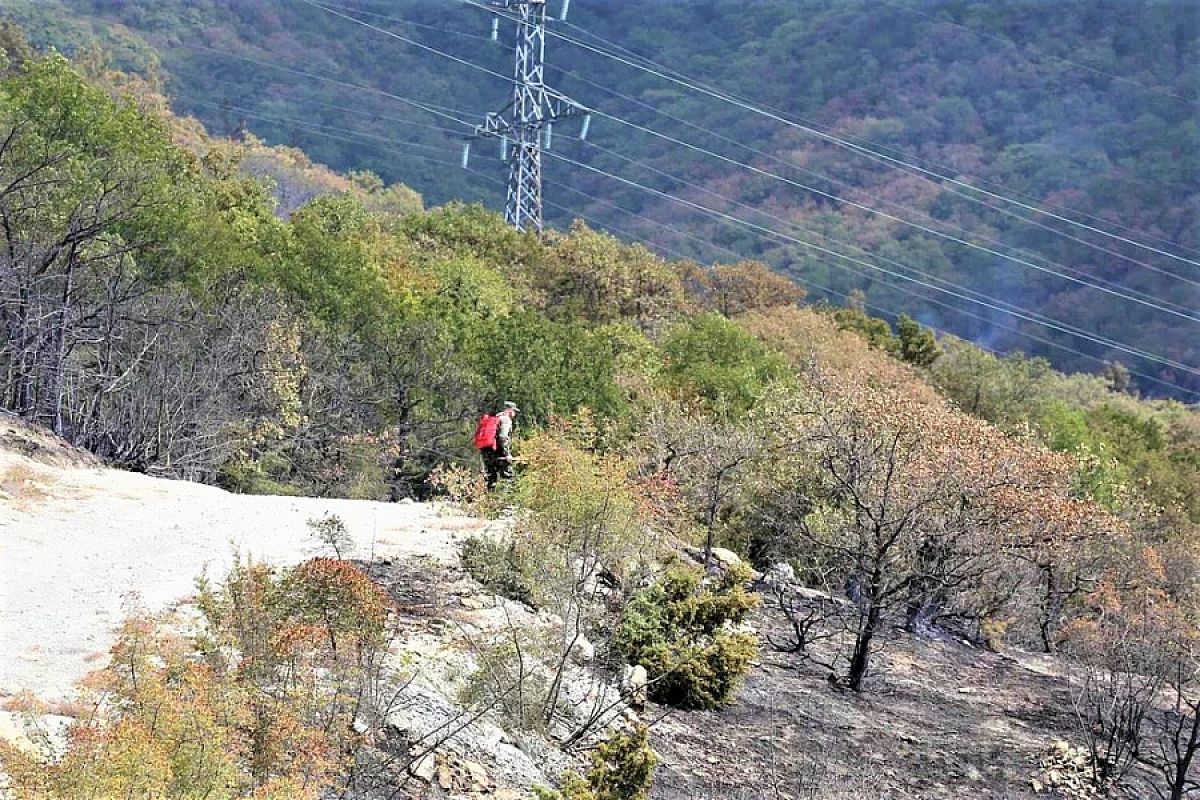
[540, 612, 565, 627]
[794, 585, 844, 605]
[410, 753, 437, 782]
[463, 758, 490, 787]
[437, 761, 454, 790]
[384, 683, 561, 790]
[1035, 739, 1099, 798]
[710, 547, 742, 567]
[765, 562, 795, 584]
[398, 497, 415, 505]
[683, 545, 742, 569]
[570, 635, 595, 664]
[624, 664, 648, 710]
[351, 717, 369, 734]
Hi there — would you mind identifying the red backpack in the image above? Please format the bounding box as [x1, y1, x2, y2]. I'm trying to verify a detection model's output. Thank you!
[473, 413, 501, 450]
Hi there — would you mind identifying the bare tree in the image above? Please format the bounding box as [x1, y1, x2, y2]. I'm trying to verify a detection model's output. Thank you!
[1144, 658, 1200, 800]
[754, 381, 1075, 691]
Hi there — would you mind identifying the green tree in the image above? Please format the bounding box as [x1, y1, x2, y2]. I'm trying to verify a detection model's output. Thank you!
[471, 311, 632, 423]
[895, 314, 941, 367]
[661, 313, 786, 417]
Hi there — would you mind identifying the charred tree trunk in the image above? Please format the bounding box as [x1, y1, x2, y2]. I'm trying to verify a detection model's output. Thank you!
[1167, 705, 1200, 800]
[50, 246, 76, 438]
[847, 601, 880, 692]
[1039, 563, 1064, 654]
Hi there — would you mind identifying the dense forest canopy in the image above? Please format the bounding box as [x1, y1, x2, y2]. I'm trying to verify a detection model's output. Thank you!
[0, 0, 1195, 398]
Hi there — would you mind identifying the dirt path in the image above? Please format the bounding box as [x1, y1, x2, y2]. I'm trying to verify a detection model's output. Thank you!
[0, 445, 484, 703]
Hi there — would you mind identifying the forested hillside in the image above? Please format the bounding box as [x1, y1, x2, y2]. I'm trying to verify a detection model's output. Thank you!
[4, 25, 1200, 799]
[2, 0, 1196, 397]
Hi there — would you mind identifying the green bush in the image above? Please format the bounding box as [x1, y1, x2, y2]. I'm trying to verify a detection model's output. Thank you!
[661, 313, 786, 417]
[470, 311, 630, 424]
[216, 452, 299, 496]
[614, 563, 759, 709]
[460, 535, 536, 606]
[459, 637, 557, 734]
[534, 726, 658, 800]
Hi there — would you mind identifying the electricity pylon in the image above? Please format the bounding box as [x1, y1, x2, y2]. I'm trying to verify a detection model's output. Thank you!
[465, 0, 590, 234]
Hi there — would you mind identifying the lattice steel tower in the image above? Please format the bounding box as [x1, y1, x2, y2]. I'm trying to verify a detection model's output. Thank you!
[467, 0, 589, 233]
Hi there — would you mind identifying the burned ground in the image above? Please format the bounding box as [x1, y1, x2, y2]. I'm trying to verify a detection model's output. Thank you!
[645, 588, 1151, 800]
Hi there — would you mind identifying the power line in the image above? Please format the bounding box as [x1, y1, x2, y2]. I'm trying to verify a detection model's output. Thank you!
[545, 62, 1200, 294]
[554, 15, 1200, 261]
[577, 107, 1200, 317]
[547, 150, 1200, 381]
[532, 14, 1200, 269]
[559, 132, 1200, 370]
[525, 157, 1190, 398]
[556, 14, 1200, 260]
[540, 172, 1200, 397]
[182, 44, 479, 126]
[286, 0, 1200, 301]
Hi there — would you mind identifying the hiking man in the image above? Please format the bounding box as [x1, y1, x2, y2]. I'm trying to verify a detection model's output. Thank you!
[474, 401, 519, 489]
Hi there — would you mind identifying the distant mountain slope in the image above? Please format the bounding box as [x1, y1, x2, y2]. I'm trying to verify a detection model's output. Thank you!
[5, 0, 1198, 396]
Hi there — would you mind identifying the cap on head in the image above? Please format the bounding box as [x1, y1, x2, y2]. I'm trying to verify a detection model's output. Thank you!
[503, 401, 519, 413]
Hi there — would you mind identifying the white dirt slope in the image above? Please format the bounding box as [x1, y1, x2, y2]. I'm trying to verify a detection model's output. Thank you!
[0, 421, 480, 704]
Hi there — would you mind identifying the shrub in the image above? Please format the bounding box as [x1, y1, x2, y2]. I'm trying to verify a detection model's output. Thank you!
[460, 534, 536, 606]
[307, 513, 353, 558]
[459, 636, 558, 735]
[217, 451, 299, 496]
[429, 462, 489, 509]
[614, 563, 759, 709]
[0, 558, 392, 799]
[503, 426, 661, 609]
[534, 725, 659, 800]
